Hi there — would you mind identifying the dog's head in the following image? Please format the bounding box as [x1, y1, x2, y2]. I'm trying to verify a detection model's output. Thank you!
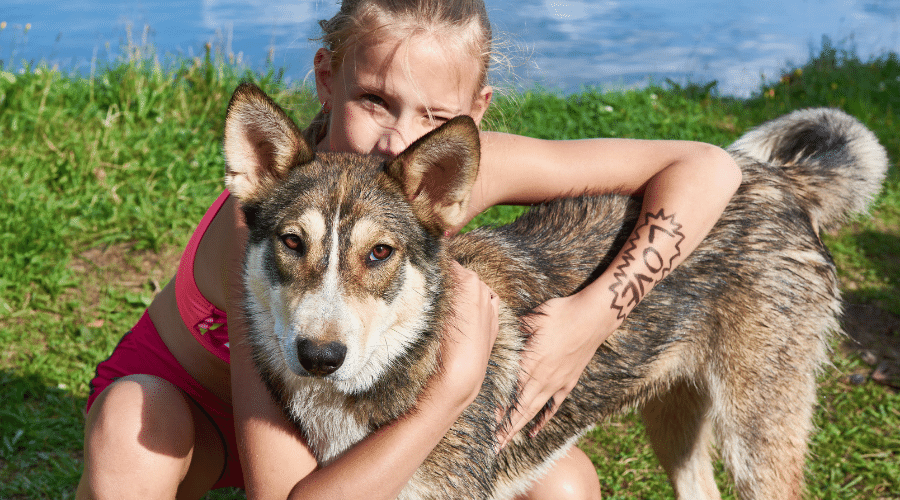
[223, 83, 480, 394]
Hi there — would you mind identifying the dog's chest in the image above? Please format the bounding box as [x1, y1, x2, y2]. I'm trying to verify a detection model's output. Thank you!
[284, 385, 372, 464]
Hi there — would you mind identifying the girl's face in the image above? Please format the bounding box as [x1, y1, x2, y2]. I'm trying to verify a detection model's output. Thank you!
[315, 34, 492, 158]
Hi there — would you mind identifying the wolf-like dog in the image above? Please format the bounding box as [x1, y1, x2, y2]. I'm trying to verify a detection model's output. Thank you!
[222, 83, 888, 499]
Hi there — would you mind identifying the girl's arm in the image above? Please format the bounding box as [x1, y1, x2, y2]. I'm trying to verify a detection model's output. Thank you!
[226, 202, 500, 499]
[463, 132, 742, 446]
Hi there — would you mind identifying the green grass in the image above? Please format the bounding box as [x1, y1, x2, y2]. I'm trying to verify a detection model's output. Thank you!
[1, 35, 898, 499]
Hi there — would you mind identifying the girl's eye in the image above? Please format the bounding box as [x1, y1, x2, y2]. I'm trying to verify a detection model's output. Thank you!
[367, 244, 394, 264]
[280, 234, 306, 255]
[424, 114, 451, 130]
[361, 93, 386, 108]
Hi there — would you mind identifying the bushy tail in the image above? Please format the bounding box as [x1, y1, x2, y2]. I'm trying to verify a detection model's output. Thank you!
[728, 108, 889, 232]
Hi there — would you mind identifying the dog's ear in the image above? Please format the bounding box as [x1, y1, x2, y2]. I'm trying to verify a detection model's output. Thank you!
[223, 82, 313, 204]
[384, 115, 480, 233]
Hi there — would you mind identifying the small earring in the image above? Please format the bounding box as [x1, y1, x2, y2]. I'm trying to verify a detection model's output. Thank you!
[321, 101, 331, 113]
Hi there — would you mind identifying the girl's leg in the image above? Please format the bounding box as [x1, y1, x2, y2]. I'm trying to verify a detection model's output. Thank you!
[77, 374, 227, 500]
[517, 446, 602, 500]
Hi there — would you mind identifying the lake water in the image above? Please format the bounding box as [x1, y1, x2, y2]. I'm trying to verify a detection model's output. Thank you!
[2, 0, 899, 97]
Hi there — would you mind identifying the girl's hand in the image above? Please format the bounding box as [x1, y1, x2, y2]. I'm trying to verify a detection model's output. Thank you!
[496, 292, 616, 449]
[436, 261, 501, 407]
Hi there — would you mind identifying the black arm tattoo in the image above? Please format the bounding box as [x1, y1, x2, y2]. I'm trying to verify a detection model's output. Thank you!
[609, 210, 685, 320]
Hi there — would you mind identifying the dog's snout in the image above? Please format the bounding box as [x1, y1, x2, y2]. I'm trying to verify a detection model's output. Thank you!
[296, 338, 347, 376]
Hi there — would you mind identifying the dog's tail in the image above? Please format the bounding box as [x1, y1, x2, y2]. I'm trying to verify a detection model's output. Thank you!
[728, 108, 889, 232]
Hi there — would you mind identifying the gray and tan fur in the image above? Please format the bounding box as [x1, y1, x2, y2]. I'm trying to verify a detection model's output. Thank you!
[222, 83, 888, 499]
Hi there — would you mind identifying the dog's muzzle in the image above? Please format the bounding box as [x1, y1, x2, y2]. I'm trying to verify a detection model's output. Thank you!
[296, 338, 347, 377]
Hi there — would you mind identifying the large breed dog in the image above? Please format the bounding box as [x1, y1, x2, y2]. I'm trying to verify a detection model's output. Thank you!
[223, 83, 887, 499]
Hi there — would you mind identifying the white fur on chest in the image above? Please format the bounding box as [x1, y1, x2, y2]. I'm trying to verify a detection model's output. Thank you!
[284, 383, 371, 465]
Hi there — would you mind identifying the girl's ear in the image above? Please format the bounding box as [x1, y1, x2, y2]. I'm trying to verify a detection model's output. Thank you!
[314, 48, 335, 112]
[384, 116, 481, 233]
[469, 85, 493, 126]
[223, 83, 312, 204]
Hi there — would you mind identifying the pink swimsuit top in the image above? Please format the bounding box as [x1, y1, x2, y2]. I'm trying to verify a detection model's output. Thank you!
[176, 190, 231, 363]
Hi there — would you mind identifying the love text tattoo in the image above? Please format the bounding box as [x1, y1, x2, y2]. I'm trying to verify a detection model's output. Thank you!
[609, 210, 685, 320]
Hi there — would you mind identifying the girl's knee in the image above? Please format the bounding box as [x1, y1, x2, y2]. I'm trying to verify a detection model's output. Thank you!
[80, 374, 227, 499]
[80, 375, 200, 498]
[85, 374, 196, 456]
[520, 447, 601, 500]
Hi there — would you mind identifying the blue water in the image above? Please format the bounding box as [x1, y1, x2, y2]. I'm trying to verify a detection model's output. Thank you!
[2, 0, 899, 96]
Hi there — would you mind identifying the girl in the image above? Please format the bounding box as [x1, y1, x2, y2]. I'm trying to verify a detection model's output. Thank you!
[77, 0, 742, 498]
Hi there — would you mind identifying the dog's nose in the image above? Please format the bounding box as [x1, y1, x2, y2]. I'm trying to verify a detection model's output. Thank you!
[296, 338, 347, 376]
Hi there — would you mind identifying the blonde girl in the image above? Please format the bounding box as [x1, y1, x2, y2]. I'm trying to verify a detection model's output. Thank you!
[77, 0, 741, 498]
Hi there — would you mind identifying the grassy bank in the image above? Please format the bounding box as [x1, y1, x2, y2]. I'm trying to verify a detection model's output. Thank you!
[1, 40, 898, 499]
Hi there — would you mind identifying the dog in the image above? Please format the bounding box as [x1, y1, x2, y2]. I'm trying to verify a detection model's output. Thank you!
[222, 82, 888, 499]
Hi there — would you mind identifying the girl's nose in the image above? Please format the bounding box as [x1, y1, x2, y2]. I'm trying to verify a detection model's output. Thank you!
[376, 125, 412, 158]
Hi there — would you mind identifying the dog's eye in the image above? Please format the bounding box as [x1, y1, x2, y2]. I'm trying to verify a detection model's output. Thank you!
[280, 234, 305, 255]
[367, 244, 393, 264]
